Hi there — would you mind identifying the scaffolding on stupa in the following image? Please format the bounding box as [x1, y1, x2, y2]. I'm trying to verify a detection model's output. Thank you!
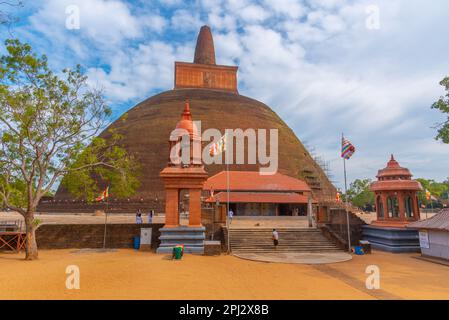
[302, 141, 337, 203]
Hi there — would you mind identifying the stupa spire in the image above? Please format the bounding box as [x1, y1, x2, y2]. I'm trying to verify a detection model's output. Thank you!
[194, 25, 216, 65]
[181, 100, 192, 120]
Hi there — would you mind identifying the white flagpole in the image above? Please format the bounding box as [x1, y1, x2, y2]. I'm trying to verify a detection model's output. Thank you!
[227, 162, 230, 253]
[103, 195, 108, 249]
[342, 133, 352, 253]
[226, 133, 231, 254]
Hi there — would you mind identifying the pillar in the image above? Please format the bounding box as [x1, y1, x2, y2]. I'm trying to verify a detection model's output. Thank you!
[307, 197, 313, 228]
[164, 188, 179, 227]
[398, 193, 405, 220]
[381, 192, 388, 220]
[189, 188, 202, 227]
[413, 193, 420, 221]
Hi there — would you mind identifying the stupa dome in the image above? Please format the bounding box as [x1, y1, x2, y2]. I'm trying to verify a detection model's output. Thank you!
[53, 25, 336, 207]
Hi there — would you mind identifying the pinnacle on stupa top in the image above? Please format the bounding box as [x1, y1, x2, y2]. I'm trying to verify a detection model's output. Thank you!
[193, 25, 216, 65]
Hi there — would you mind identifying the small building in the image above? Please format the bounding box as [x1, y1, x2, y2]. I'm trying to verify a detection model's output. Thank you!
[204, 171, 316, 217]
[407, 209, 449, 261]
[362, 155, 423, 252]
[370, 154, 422, 227]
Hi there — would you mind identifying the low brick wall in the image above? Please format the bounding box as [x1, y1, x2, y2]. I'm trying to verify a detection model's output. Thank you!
[326, 209, 367, 246]
[36, 223, 164, 250]
[204, 241, 222, 256]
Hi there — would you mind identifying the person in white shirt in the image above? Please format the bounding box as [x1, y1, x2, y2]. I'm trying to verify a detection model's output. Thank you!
[228, 209, 234, 225]
[272, 229, 279, 248]
[136, 209, 143, 224]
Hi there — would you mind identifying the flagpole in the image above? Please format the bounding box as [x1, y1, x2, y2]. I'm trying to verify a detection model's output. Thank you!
[342, 133, 352, 253]
[430, 196, 433, 218]
[103, 194, 108, 249]
[226, 132, 231, 254]
[227, 162, 230, 253]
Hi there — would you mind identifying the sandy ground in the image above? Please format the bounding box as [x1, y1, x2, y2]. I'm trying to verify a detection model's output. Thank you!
[1, 249, 448, 300]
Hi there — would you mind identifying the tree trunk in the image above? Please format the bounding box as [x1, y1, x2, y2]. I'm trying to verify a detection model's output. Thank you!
[24, 212, 38, 260]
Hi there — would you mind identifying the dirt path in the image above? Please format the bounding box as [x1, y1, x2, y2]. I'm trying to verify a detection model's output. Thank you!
[1, 249, 448, 300]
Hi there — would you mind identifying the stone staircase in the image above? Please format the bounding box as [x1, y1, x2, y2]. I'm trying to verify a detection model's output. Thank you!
[229, 228, 342, 254]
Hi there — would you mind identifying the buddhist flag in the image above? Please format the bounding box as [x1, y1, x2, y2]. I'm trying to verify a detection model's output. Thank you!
[336, 191, 341, 203]
[209, 133, 227, 156]
[96, 187, 109, 202]
[341, 136, 356, 160]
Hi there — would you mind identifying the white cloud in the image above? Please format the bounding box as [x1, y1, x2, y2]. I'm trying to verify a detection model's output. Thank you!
[170, 9, 203, 31]
[208, 12, 237, 31]
[25, 0, 168, 61]
[139, 14, 168, 33]
[87, 41, 190, 102]
[263, 0, 307, 19]
[238, 5, 270, 22]
[30, 0, 144, 45]
[11, 0, 449, 185]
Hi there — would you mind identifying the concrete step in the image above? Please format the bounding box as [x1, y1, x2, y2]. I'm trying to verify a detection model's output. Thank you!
[232, 249, 342, 253]
[228, 227, 342, 254]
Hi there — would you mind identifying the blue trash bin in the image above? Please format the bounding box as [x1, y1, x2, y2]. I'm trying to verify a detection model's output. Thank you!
[133, 236, 140, 250]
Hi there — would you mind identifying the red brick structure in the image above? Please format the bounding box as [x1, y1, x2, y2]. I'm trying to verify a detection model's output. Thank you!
[370, 155, 423, 228]
[160, 101, 208, 228]
[175, 26, 238, 93]
[204, 171, 315, 216]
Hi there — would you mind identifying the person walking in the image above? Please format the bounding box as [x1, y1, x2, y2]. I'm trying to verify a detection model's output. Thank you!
[136, 209, 143, 224]
[148, 210, 154, 224]
[228, 208, 234, 225]
[272, 229, 279, 248]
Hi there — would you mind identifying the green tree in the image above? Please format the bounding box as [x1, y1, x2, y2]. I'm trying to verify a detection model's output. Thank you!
[416, 178, 448, 205]
[345, 179, 375, 209]
[0, 39, 139, 260]
[432, 77, 449, 143]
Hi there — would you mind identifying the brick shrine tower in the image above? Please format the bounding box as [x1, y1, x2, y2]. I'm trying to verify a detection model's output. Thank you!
[362, 155, 423, 253]
[370, 155, 422, 228]
[157, 101, 208, 254]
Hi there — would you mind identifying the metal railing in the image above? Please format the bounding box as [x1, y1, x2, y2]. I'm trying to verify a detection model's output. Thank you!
[0, 220, 23, 232]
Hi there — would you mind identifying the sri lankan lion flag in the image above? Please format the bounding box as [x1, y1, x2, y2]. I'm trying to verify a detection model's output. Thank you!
[341, 136, 356, 160]
[96, 187, 109, 202]
[336, 191, 341, 203]
[209, 134, 227, 156]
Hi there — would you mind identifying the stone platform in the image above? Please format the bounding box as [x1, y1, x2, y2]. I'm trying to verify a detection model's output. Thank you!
[233, 252, 352, 264]
[157, 226, 205, 254]
[362, 225, 420, 253]
[230, 216, 312, 229]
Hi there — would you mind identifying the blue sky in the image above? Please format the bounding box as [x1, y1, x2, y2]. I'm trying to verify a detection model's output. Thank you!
[1, 0, 449, 189]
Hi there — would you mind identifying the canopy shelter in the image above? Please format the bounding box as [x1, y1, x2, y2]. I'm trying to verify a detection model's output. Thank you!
[204, 171, 315, 216]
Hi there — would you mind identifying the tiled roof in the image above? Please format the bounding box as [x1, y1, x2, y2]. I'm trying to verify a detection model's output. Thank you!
[407, 209, 449, 231]
[370, 180, 422, 191]
[376, 155, 412, 179]
[203, 171, 311, 192]
[205, 192, 316, 204]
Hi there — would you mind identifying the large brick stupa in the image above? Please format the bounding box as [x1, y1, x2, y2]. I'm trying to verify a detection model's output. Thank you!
[50, 26, 336, 212]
